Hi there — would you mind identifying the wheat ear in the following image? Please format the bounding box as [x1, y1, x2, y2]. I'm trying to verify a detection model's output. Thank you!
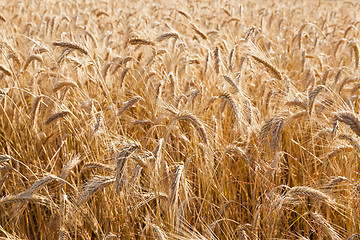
[223, 75, 240, 92]
[219, 92, 241, 128]
[260, 117, 275, 140]
[80, 163, 114, 175]
[30, 96, 41, 127]
[250, 54, 282, 81]
[271, 118, 284, 152]
[311, 212, 341, 240]
[117, 96, 141, 116]
[150, 224, 167, 240]
[115, 144, 139, 193]
[349, 40, 359, 69]
[177, 10, 191, 20]
[153, 138, 164, 160]
[285, 100, 308, 109]
[0, 14, 6, 22]
[128, 38, 155, 46]
[287, 186, 333, 203]
[56, 48, 73, 66]
[119, 67, 131, 88]
[111, 57, 134, 75]
[170, 164, 184, 206]
[338, 134, 360, 154]
[324, 176, 351, 190]
[60, 156, 81, 180]
[0, 194, 54, 206]
[22, 54, 43, 72]
[45, 110, 71, 125]
[53, 41, 88, 55]
[191, 23, 207, 40]
[308, 85, 326, 114]
[0, 65, 11, 76]
[77, 176, 115, 206]
[156, 32, 179, 42]
[347, 233, 360, 240]
[52, 81, 78, 93]
[214, 47, 220, 74]
[335, 112, 360, 137]
[174, 112, 208, 144]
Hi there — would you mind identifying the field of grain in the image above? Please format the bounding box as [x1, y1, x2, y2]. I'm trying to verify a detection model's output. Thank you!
[0, 0, 360, 239]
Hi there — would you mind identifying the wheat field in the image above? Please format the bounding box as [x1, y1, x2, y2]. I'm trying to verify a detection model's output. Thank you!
[0, 0, 360, 239]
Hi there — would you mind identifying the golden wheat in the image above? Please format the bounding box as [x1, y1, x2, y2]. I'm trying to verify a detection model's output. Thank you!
[1, 0, 360, 239]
